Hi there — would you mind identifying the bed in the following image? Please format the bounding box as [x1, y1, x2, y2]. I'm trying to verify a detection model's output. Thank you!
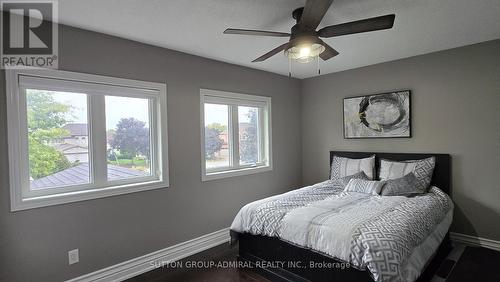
[230, 151, 453, 282]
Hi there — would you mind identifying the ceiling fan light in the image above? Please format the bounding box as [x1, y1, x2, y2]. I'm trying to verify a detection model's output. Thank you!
[285, 43, 325, 63]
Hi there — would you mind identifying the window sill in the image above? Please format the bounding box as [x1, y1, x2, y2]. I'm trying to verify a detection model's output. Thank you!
[202, 165, 272, 182]
[11, 179, 169, 211]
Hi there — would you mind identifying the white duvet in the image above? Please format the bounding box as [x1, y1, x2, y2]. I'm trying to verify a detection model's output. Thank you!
[230, 180, 453, 282]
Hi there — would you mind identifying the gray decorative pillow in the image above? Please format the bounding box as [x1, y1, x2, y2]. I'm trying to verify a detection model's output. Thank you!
[340, 171, 369, 187]
[379, 157, 435, 192]
[380, 172, 423, 196]
[343, 178, 385, 195]
[330, 155, 375, 181]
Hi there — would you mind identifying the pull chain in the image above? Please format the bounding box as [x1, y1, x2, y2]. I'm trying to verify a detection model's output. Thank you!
[288, 56, 292, 77]
[317, 56, 321, 75]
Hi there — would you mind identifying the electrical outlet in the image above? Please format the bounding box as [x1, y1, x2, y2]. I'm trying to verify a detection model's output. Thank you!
[68, 249, 79, 265]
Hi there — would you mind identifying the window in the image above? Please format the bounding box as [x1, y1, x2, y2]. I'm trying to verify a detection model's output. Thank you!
[200, 89, 272, 181]
[6, 69, 168, 211]
[105, 96, 152, 181]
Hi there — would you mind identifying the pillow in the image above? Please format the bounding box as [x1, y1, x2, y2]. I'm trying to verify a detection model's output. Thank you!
[379, 157, 435, 192]
[340, 171, 369, 187]
[330, 155, 375, 181]
[343, 178, 385, 195]
[380, 172, 423, 196]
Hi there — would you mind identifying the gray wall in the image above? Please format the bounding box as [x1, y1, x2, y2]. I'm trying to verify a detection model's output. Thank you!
[1, 23, 498, 282]
[0, 26, 302, 281]
[301, 40, 500, 241]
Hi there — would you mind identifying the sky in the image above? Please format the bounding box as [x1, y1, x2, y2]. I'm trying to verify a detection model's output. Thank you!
[50, 91, 150, 130]
[204, 103, 254, 126]
[204, 103, 228, 125]
[50, 92, 254, 131]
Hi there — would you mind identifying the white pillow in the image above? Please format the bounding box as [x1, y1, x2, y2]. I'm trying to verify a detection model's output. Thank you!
[330, 155, 375, 180]
[343, 178, 385, 195]
[339, 171, 369, 188]
[379, 157, 435, 192]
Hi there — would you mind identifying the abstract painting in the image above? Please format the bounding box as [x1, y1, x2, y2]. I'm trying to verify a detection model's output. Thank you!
[343, 90, 411, 138]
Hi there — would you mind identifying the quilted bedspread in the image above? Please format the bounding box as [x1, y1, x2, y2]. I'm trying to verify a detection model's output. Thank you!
[230, 180, 453, 282]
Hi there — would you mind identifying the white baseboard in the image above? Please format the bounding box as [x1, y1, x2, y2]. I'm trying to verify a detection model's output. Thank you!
[450, 232, 500, 251]
[66, 227, 231, 282]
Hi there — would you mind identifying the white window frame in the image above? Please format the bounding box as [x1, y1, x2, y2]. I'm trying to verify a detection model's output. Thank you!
[6, 69, 169, 211]
[200, 89, 272, 181]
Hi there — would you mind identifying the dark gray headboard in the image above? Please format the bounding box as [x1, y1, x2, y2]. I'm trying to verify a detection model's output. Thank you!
[330, 151, 451, 195]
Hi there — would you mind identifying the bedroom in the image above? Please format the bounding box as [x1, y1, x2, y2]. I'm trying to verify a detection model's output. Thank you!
[0, 0, 499, 281]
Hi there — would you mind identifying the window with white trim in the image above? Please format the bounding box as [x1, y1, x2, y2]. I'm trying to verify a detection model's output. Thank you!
[6, 69, 168, 211]
[200, 89, 272, 181]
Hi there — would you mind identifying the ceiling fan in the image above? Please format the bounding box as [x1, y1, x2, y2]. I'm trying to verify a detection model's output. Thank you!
[223, 0, 395, 64]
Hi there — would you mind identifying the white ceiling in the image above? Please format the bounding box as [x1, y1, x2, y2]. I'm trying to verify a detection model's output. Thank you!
[58, 0, 500, 79]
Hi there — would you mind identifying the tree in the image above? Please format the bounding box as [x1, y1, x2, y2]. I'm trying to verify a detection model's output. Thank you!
[106, 129, 118, 163]
[27, 90, 71, 131]
[107, 129, 116, 145]
[205, 123, 225, 160]
[26, 90, 72, 179]
[29, 136, 72, 179]
[207, 123, 227, 132]
[239, 109, 258, 164]
[110, 118, 150, 162]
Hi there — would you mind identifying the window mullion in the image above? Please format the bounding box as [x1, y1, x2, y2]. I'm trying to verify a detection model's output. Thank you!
[89, 94, 108, 187]
[258, 108, 265, 163]
[149, 98, 158, 178]
[231, 105, 240, 169]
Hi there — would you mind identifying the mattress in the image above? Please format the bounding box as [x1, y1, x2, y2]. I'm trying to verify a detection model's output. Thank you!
[230, 179, 453, 282]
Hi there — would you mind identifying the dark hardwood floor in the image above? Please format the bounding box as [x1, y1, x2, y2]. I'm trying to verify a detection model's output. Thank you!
[128, 244, 500, 282]
[445, 247, 500, 282]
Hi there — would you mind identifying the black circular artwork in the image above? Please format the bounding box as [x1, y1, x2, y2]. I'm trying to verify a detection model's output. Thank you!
[358, 93, 408, 133]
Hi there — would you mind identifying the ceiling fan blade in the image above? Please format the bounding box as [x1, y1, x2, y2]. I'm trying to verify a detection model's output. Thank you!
[318, 14, 395, 38]
[224, 28, 290, 37]
[299, 0, 334, 30]
[252, 42, 290, 62]
[319, 41, 339, 61]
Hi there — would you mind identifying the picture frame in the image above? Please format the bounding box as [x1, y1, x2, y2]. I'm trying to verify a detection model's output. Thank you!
[343, 90, 411, 139]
